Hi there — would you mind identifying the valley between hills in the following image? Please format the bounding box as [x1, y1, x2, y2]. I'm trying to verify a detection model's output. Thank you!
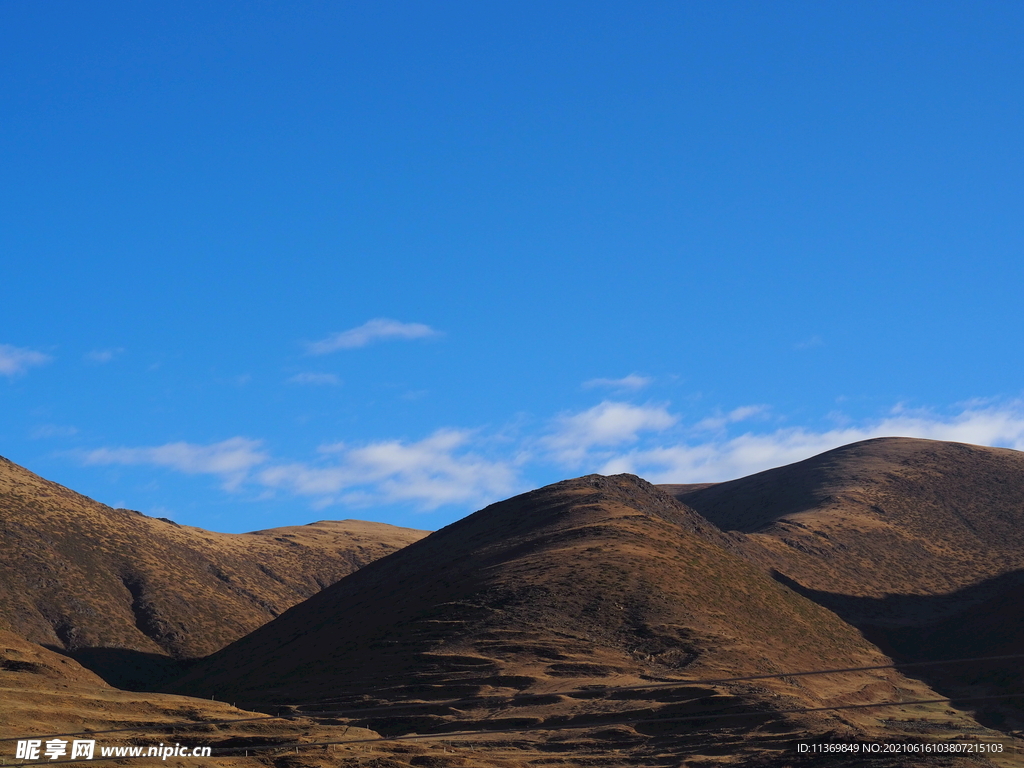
[2, 438, 1023, 767]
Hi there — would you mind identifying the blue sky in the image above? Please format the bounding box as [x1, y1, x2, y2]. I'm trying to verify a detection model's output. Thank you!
[2, 1, 1023, 532]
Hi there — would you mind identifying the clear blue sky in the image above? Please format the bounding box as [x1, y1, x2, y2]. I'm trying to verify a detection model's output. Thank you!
[3, 1, 1023, 532]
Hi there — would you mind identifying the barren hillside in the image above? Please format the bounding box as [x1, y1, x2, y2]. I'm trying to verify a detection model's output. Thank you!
[165, 474, 989, 765]
[662, 437, 1024, 731]
[0, 454, 426, 686]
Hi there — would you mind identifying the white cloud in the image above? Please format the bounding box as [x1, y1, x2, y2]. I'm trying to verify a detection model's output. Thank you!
[0, 344, 51, 377]
[85, 348, 124, 364]
[69, 400, 1024, 518]
[78, 429, 513, 511]
[288, 372, 341, 385]
[693, 404, 768, 432]
[544, 401, 677, 465]
[258, 429, 516, 510]
[306, 318, 439, 354]
[81, 437, 269, 490]
[601, 402, 1024, 483]
[582, 374, 652, 391]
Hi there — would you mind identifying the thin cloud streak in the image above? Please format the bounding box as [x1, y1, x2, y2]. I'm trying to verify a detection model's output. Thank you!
[85, 348, 124, 364]
[582, 374, 652, 391]
[31, 424, 78, 439]
[0, 344, 51, 377]
[81, 438, 269, 490]
[306, 318, 439, 354]
[288, 372, 341, 385]
[794, 335, 824, 350]
[693, 405, 768, 432]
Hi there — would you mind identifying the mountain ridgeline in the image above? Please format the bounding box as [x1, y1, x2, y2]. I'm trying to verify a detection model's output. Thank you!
[169, 473, 905, 705]
[0, 455, 426, 686]
[662, 437, 1024, 732]
[163, 471, 994, 766]
[4, 438, 1024, 767]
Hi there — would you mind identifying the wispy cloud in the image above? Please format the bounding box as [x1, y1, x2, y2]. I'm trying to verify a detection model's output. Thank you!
[81, 437, 269, 490]
[306, 318, 439, 354]
[85, 348, 124, 364]
[794, 335, 824, 350]
[600, 402, 1024, 483]
[287, 372, 341, 385]
[544, 401, 677, 465]
[0, 344, 51, 377]
[582, 374, 652, 391]
[259, 429, 516, 510]
[78, 430, 515, 511]
[693, 404, 768, 432]
[31, 424, 78, 439]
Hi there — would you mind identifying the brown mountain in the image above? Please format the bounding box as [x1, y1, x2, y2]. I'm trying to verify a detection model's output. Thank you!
[661, 437, 1024, 601]
[0, 454, 427, 686]
[661, 437, 1024, 730]
[166, 474, 984, 765]
[5, 455, 1017, 766]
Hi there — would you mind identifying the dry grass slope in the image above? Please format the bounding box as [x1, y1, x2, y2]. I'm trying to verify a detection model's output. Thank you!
[164, 475, 1007, 766]
[0, 454, 427, 684]
[4, 448, 1022, 766]
[662, 437, 1024, 601]
[663, 437, 1024, 733]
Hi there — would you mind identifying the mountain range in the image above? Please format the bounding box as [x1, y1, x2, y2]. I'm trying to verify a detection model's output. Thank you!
[3, 438, 1023, 767]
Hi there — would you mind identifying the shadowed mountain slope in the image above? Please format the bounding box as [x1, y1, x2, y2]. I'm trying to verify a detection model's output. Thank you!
[661, 437, 1024, 613]
[0, 455, 427, 671]
[164, 473, 984, 763]
[662, 437, 1024, 731]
